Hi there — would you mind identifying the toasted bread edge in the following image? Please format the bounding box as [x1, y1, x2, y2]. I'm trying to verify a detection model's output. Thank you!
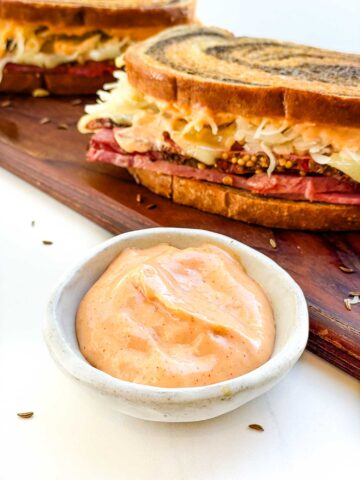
[0, 69, 115, 95]
[125, 33, 360, 127]
[0, 0, 196, 28]
[129, 168, 360, 231]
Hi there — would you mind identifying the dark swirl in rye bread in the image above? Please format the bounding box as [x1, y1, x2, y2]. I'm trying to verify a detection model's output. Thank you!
[125, 26, 360, 127]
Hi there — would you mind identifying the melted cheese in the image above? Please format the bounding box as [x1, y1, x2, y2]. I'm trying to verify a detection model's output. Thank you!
[172, 125, 237, 165]
[293, 124, 360, 152]
[79, 70, 360, 182]
[0, 20, 131, 80]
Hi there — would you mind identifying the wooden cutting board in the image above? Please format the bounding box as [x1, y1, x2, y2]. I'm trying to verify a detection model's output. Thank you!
[0, 95, 359, 378]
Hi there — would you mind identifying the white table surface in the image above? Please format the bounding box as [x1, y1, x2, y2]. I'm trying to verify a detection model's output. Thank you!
[1, 1, 359, 479]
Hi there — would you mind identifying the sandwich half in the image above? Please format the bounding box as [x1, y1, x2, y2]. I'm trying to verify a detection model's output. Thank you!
[79, 26, 360, 230]
[0, 0, 196, 94]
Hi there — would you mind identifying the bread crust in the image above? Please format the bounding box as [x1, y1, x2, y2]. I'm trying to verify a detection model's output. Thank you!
[126, 56, 286, 118]
[128, 168, 360, 231]
[125, 27, 360, 127]
[0, 67, 115, 95]
[0, 0, 196, 28]
[0, 70, 42, 93]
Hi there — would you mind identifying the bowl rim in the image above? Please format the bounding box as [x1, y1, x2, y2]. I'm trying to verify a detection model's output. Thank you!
[44, 227, 309, 403]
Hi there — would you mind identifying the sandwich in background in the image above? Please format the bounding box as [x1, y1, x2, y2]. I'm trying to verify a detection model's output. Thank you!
[0, 0, 196, 95]
[79, 26, 360, 230]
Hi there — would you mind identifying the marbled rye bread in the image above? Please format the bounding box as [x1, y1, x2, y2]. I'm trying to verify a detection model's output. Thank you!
[0, 0, 196, 28]
[125, 26, 360, 127]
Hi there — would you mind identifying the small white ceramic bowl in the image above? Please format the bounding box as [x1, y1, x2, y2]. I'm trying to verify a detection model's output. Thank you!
[44, 228, 308, 423]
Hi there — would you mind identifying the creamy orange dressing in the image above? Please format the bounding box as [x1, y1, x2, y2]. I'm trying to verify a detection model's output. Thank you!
[76, 244, 275, 388]
[293, 123, 360, 151]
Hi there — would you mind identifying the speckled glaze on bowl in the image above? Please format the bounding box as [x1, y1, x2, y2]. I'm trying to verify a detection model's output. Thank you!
[44, 228, 309, 423]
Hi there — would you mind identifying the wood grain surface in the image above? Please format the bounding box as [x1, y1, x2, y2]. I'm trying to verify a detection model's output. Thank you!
[0, 95, 359, 378]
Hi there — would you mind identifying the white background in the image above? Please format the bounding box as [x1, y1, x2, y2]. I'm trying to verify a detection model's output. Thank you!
[198, 0, 360, 53]
[0, 1, 359, 479]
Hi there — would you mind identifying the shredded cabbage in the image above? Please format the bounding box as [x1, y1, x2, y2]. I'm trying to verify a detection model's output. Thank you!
[260, 142, 277, 176]
[79, 70, 360, 182]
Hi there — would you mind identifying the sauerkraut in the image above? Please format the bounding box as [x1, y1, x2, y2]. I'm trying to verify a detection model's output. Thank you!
[0, 20, 130, 80]
[79, 70, 360, 182]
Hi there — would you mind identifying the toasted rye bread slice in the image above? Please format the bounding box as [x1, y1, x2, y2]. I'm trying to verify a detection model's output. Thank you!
[0, 69, 114, 95]
[125, 26, 360, 128]
[0, 63, 115, 95]
[0, 0, 196, 28]
[128, 168, 360, 231]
